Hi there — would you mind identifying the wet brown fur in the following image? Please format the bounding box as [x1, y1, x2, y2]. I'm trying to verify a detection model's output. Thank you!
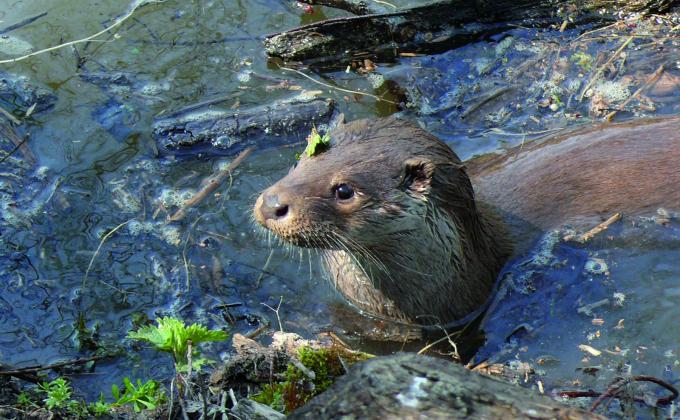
[254, 116, 680, 325]
[469, 116, 680, 229]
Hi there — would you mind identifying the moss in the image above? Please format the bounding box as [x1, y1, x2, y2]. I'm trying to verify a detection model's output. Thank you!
[252, 346, 372, 413]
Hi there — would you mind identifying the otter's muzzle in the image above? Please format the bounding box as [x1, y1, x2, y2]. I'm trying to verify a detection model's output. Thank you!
[254, 188, 290, 226]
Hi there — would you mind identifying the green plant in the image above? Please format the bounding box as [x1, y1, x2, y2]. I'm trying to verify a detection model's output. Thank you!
[252, 383, 285, 412]
[127, 316, 228, 372]
[38, 377, 73, 410]
[88, 395, 112, 417]
[16, 391, 35, 408]
[570, 51, 593, 72]
[304, 127, 330, 157]
[253, 346, 372, 413]
[112, 378, 165, 413]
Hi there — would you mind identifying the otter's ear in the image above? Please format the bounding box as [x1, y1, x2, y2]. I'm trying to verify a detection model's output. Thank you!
[400, 158, 435, 196]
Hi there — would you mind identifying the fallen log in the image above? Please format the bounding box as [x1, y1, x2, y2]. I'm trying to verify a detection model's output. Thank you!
[265, 0, 677, 65]
[290, 353, 604, 419]
[152, 95, 335, 155]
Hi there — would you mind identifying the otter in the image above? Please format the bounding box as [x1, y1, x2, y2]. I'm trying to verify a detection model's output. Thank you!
[253, 116, 680, 326]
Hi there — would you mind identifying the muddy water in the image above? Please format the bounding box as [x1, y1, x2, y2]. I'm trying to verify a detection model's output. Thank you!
[2, 0, 680, 416]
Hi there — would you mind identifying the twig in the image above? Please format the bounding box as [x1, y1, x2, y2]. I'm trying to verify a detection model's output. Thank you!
[0, 124, 36, 164]
[0, 12, 48, 35]
[255, 249, 275, 287]
[278, 66, 399, 105]
[0, 132, 29, 164]
[0, 105, 20, 125]
[82, 218, 136, 288]
[460, 86, 514, 120]
[416, 327, 462, 356]
[168, 147, 254, 222]
[157, 92, 242, 119]
[578, 36, 634, 101]
[564, 212, 621, 243]
[0, 354, 111, 376]
[0, 0, 163, 64]
[604, 64, 664, 122]
[559, 374, 678, 411]
[261, 296, 284, 333]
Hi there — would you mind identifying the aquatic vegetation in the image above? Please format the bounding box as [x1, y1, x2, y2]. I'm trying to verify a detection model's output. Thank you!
[127, 316, 228, 372]
[569, 51, 593, 72]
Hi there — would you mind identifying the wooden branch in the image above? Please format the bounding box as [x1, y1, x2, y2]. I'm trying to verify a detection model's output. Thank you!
[167, 147, 254, 222]
[265, 0, 678, 65]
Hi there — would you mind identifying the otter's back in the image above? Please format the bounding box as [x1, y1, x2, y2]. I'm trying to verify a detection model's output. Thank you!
[468, 117, 680, 229]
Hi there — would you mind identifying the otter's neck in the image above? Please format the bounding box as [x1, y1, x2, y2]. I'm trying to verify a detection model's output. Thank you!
[323, 202, 511, 325]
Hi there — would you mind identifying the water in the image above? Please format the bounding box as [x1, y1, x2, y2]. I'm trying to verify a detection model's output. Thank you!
[1, 0, 680, 416]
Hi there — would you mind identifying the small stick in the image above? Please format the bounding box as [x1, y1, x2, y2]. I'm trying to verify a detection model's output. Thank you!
[0, 132, 30, 164]
[563, 213, 621, 242]
[460, 86, 513, 120]
[82, 218, 136, 288]
[279, 66, 399, 105]
[157, 92, 242, 119]
[261, 296, 284, 333]
[578, 213, 621, 242]
[0, 123, 36, 164]
[255, 249, 275, 287]
[0, 105, 20, 125]
[0, 11, 48, 35]
[168, 147, 253, 222]
[0, 1, 162, 64]
[604, 64, 664, 122]
[578, 36, 634, 102]
[559, 374, 678, 410]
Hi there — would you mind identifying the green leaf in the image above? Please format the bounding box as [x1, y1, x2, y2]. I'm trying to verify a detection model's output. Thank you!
[304, 127, 331, 157]
[128, 316, 228, 372]
[111, 384, 120, 400]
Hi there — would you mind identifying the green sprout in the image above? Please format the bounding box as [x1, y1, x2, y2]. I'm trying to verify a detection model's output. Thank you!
[111, 378, 165, 413]
[38, 377, 73, 410]
[127, 316, 228, 372]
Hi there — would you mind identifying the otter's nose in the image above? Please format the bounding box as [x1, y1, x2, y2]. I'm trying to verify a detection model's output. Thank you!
[256, 192, 290, 223]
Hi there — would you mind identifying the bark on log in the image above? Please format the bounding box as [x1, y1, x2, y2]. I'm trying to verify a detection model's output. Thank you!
[290, 354, 605, 419]
[151, 95, 335, 155]
[265, 0, 677, 64]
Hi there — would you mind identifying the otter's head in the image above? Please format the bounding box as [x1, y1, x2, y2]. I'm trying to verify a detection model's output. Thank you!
[254, 116, 509, 324]
[254, 117, 476, 251]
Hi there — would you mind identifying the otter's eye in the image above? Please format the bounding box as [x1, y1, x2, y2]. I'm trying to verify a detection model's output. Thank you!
[334, 183, 354, 200]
